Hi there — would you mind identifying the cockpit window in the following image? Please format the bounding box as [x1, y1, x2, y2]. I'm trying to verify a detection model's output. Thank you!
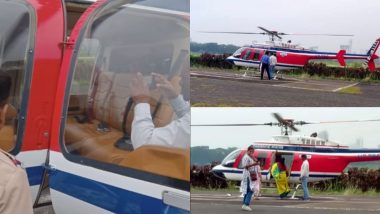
[63, 0, 189, 182]
[221, 149, 240, 167]
[0, 1, 32, 153]
[233, 48, 244, 57]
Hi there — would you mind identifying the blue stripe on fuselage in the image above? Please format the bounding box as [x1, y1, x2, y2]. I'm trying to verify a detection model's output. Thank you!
[229, 58, 302, 68]
[26, 165, 44, 186]
[49, 169, 189, 214]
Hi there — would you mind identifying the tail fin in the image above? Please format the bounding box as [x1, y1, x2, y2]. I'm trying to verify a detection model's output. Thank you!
[365, 38, 380, 71]
[336, 50, 346, 66]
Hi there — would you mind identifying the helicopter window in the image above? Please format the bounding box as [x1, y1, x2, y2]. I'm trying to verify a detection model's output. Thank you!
[256, 152, 267, 168]
[233, 48, 244, 57]
[243, 50, 251, 60]
[222, 149, 240, 167]
[62, 1, 190, 182]
[0, 1, 32, 153]
[253, 50, 260, 60]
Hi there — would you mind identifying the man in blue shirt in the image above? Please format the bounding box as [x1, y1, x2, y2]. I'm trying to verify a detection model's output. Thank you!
[260, 51, 271, 80]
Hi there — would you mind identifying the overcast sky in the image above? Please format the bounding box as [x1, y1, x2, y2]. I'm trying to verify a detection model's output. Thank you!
[191, 0, 380, 53]
[191, 108, 380, 149]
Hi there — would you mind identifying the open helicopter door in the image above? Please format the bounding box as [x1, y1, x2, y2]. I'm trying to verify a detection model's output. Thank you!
[48, 0, 190, 213]
[270, 151, 295, 177]
[0, 0, 65, 204]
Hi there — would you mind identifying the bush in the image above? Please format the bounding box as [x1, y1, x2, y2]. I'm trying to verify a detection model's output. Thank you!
[191, 53, 233, 69]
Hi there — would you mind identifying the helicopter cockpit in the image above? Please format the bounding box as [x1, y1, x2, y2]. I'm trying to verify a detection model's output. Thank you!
[63, 1, 189, 182]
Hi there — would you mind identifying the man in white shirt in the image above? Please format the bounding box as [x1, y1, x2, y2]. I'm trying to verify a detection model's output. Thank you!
[300, 154, 310, 201]
[130, 72, 190, 149]
[269, 52, 277, 80]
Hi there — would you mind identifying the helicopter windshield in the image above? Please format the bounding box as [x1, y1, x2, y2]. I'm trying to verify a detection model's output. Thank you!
[221, 149, 240, 167]
[232, 47, 244, 57]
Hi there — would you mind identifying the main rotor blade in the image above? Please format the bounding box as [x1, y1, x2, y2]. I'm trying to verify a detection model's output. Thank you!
[292, 119, 380, 125]
[314, 119, 380, 124]
[272, 113, 285, 123]
[198, 31, 265, 35]
[191, 123, 277, 127]
[288, 125, 299, 132]
[257, 26, 272, 34]
[284, 33, 354, 37]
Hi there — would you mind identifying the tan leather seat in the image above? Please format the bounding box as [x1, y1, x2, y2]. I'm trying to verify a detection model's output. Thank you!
[64, 70, 189, 181]
[65, 71, 130, 161]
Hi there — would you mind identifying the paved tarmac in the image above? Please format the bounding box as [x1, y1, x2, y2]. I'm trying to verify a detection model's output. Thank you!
[191, 70, 380, 106]
[191, 192, 380, 214]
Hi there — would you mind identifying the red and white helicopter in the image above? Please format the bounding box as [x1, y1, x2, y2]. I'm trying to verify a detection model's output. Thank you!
[193, 113, 380, 183]
[204, 26, 380, 71]
[0, 0, 189, 213]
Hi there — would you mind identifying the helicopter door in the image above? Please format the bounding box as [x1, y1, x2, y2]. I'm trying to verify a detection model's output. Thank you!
[48, 0, 190, 213]
[0, 0, 65, 203]
[258, 49, 266, 60]
[271, 152, 295, 176]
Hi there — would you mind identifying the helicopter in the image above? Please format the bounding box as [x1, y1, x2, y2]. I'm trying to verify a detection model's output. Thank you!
[202, 26, 380, 72]
[193, 113, 380, 183]
[0, 0, 189, 213]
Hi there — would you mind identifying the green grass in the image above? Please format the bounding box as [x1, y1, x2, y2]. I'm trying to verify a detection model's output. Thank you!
[338, 86, 362, 94]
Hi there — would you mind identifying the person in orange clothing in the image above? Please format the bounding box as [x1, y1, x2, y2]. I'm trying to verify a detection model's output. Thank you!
[0, 72, 33, 214]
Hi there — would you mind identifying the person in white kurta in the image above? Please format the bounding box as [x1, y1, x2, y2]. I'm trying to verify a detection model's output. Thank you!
[240, 145, 258, 211]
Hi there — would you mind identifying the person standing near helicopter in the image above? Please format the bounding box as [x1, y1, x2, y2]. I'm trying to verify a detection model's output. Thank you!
[300, 154, 310, 201]
[240, 145, 259, 211]
[269, 52, 277, 80]
[0, 72, 33, 214]
[260, 51, 271, 80]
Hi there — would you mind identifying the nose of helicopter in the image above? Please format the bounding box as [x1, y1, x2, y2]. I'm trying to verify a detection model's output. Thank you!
[226, 56, 236, 64]
[211, 165, 226, 179]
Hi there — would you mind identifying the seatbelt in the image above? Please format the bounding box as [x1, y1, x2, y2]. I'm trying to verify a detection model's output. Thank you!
[114, 90, 164, 151]
[114, 97, 134, 151]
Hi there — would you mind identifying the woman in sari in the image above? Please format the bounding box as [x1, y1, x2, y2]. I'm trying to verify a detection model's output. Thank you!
[271, 157, 290, 199]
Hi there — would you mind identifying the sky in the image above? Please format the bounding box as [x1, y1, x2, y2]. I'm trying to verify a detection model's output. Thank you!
[191, 0, 380, 53]
[191, 108, 380, 149]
